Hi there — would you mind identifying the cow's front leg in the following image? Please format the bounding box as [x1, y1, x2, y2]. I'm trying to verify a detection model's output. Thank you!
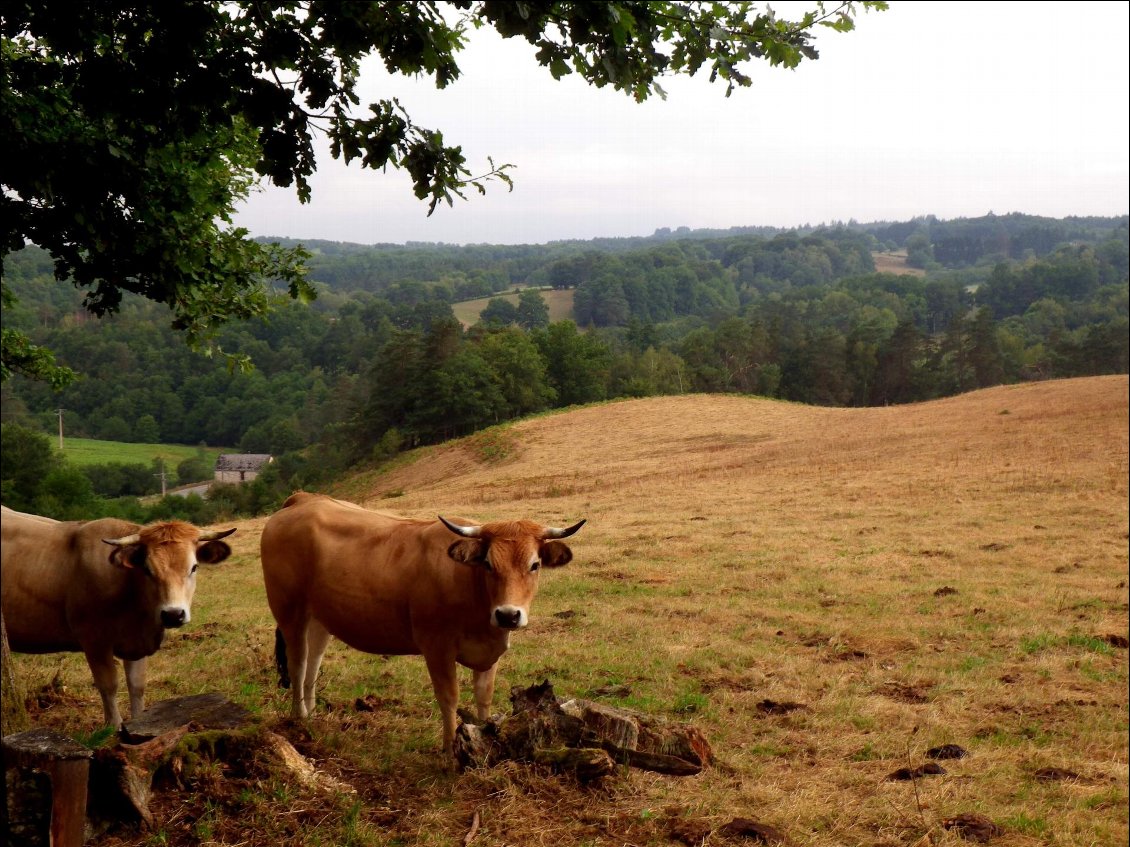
[84, 648, 123, 728]
[424, 651, 460, 762]
[123, 657, 147, 720]
[472, 665, 498, 723]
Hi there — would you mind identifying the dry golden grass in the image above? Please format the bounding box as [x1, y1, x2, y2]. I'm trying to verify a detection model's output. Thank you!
[451, 287, 575, 327]
[872, 251, 927, 277]
[11, 375, 1128, 846]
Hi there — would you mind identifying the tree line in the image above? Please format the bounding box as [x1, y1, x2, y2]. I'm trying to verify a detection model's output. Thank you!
[2, 215, 1126, 521]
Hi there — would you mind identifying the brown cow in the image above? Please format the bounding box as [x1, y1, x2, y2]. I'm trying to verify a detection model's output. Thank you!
[260, 492, 583, 759]
[1, 505, 234, 728]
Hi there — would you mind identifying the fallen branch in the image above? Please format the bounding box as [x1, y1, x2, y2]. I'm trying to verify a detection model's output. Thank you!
[463, 809, 481, 846]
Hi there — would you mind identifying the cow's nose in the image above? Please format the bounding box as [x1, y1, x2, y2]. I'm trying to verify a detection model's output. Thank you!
[161, 608, 187, 628]
[494, 608, 522, 629]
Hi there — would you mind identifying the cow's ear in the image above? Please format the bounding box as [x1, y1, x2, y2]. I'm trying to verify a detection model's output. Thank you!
[539, 541, 573, 568]
[108, 544, 148, 572]
[448, 539, 488, 567]
[196, 540, 232, 565]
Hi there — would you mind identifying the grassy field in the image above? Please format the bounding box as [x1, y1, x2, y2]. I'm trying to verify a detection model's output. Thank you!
[452, 287, 575, 327]
[12, 376, 1128, 846]
[872, 250, 927, 277]
[59, 437, 226, 470]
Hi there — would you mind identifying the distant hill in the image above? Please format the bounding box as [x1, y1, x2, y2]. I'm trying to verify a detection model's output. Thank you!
[331, 375, 1128, 515]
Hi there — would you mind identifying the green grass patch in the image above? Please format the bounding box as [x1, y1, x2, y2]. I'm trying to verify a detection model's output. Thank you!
[1002, 812, 1049, 836]
[74, 725, 117, 749]
[466, 427, 518, 463]
[60, 437, 226, 470]
[1063, 633, 1114, 654]
[1021, 632, 1114, 656]
[1082, 788, 1126, 811]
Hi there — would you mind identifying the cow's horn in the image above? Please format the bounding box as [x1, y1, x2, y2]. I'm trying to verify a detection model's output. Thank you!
[542, 519, 586, 539]
[103, 533, 141, 547]
[199, 528, 237, 541]
[438, 516, 481, 537]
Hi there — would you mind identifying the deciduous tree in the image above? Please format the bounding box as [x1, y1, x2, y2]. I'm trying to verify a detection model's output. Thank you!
[2, 1, 885, 382]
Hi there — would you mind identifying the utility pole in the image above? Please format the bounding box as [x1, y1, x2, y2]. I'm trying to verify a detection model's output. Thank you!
[154, 471, 168, 497]
[56, 408, 65, 451]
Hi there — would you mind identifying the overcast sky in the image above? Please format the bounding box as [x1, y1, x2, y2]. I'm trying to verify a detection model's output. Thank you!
[232, 1, 1130, 247]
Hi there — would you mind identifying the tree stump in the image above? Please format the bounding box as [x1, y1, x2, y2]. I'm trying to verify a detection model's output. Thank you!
[89, 727, 190, 830]
[455, 680, 712, 780]
[2, 727, 92, 847]
[89, 693, 253, 833]
[119, 692, 252, 743]
[88, 695, 354, 834]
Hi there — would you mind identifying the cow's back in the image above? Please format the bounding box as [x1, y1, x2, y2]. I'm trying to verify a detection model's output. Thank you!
[1, 508, 138, 652]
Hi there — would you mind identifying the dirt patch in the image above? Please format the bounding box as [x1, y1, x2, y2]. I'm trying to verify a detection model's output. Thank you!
[875, 682, 931, 704]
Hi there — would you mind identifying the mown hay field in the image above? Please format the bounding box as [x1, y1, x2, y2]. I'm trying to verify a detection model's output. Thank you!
[11, 375, 1129, 846]
[451, 287, 575, 327]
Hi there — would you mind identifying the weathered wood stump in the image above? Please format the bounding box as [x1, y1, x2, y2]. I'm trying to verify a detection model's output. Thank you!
[89, 727, 190, 829]
[119, 692, 252, 743]
[455, 680, 712, 781]
[2, 727, 92, 847]
[88, 693, 255, 832]
[88, 694, 354, 834]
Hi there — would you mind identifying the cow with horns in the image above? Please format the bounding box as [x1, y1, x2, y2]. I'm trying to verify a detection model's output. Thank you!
[260, 492, 584, 760]
[1, 506, 235, 728]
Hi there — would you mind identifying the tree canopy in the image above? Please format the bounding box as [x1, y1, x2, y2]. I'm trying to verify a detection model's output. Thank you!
[1, 0, 886, 384]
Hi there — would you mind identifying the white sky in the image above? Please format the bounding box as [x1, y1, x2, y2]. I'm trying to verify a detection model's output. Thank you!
[232, 1, 1130, 246]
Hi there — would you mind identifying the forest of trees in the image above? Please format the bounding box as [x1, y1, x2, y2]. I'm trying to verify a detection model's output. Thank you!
[2, 212, 1127, 521]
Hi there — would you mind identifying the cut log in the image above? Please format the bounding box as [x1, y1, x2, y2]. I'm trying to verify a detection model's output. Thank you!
[454, 681, 712, 779]
[2, 726, 92, 847]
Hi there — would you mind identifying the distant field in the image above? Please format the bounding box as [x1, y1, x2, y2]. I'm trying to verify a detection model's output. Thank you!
[452, 287, 575, 327]
[60, 437, 226, 469]
[872, 250, 926, 276]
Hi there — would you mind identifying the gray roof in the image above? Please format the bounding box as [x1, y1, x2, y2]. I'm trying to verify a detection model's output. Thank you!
[215, 454, 273, 472]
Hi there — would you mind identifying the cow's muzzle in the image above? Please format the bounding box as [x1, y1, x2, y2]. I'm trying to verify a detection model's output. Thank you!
[493, 606, 526, 630]
[161, 608, 188, 628]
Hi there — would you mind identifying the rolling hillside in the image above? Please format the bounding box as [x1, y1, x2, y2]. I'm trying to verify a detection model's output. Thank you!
[12, 375, 1128, 846]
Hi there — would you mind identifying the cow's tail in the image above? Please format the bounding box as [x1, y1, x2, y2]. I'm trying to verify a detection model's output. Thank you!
[274, 627, 291, 689]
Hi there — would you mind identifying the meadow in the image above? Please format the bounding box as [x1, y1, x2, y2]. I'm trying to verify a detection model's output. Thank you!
[451, 287, 576, 327]
[11, 375, 1128, 846]
[58, 437, 225, 471]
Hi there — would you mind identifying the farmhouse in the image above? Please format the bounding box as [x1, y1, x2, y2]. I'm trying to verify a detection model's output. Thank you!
[214, 453, 273, 484]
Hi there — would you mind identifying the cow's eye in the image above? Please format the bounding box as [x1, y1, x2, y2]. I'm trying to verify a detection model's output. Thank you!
[190, 563, 199, 576]
[129, 547, 150, 574]
[530, 560, 540, 572]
